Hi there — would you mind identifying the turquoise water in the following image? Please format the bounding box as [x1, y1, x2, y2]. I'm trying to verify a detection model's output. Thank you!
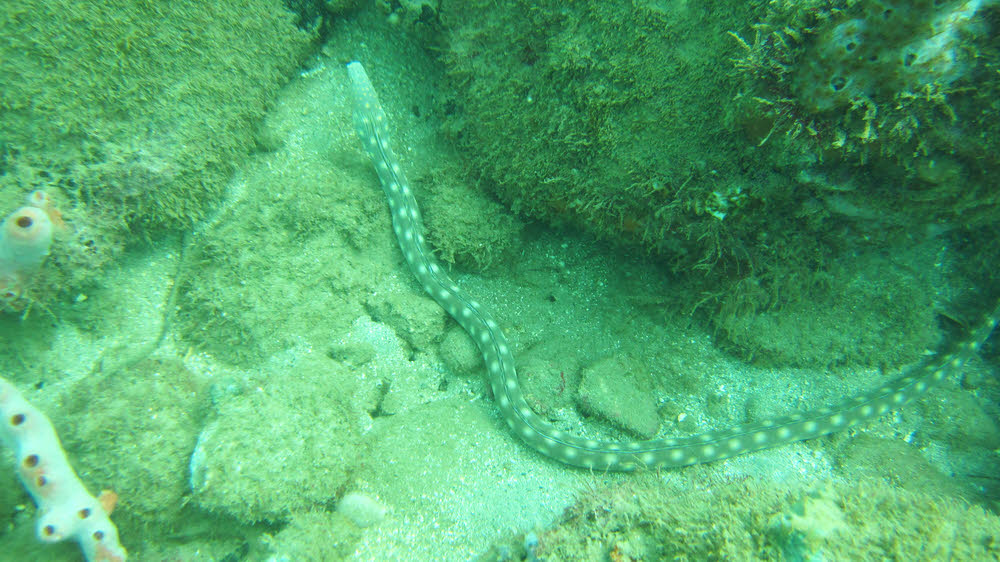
[1, 2, 999, 560]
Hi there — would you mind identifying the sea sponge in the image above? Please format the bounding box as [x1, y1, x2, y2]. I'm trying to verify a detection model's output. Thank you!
[793, 0, 993, 112]
[0, 192, 55, 305]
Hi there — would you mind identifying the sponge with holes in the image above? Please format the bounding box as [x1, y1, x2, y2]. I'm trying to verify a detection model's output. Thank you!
[0, 190, 55, 308]
[0, 376, 127, 561]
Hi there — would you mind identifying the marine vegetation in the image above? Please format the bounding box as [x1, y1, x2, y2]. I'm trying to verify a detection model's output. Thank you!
[437, 0, 1000, 366]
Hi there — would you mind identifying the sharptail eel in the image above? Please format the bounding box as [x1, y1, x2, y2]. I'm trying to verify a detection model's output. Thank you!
[346, 61, 999, 472]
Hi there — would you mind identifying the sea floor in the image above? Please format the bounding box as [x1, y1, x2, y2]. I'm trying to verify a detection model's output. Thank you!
[1, 11, 999, 562]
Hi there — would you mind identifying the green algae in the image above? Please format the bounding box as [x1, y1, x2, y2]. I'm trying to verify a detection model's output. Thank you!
[0, 0, 313, 312]
[174, 159, 388, 365]
[2, 0, 313, 230]
[176, 9, 523, 365]
[436, 0, 999, 368]
[189, 353, 368, 523]
[0, 3, 998, 560]
[440, 1, 752, 264]
[62, 358, 209, 526]
[482, 474, 1000, 561]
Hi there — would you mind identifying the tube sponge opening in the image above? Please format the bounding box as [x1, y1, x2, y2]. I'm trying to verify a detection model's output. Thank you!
[0, 206, 54, 274]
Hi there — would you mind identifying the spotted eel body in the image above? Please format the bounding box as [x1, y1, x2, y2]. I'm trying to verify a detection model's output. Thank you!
[346, 61, 999, 472]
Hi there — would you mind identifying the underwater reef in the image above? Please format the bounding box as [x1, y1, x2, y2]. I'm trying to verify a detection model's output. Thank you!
[0, 1, 998, 560]
[436, 0, 1000, 366]
[481, 473, 1000, 561]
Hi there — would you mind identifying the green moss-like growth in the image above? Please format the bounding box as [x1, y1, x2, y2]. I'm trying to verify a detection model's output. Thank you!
[734, 0, 1000, 225]
[483, 474, 1000, 560]
[420, 161, 524, 270]
[441, 1, 754, 263]
[174, 155, 389, 365]
[438, 1, 997, 368]
[0, 0, 312, 310]
[189, 354, 368, 523]
[61, 358, 209, 532]
[715, 257, 938, 367]
[2, 0, 312, 230]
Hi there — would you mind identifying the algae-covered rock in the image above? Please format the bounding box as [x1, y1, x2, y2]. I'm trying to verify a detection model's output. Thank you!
[441, 1, 755, 263]
[0, 0, 313, 310]
[1, 0, 311, 226]
[484, 474, 1000, 561]
[737, 0, 1000, 224]
[576, 355, 660, 440]
[174, 127, 389, 365]
[420, 161, 524, 270]
[62, 358, 209, 526]
[436, 1, 999, 368]
[190, 353, 368, 523]
[2, 0, 312, 230]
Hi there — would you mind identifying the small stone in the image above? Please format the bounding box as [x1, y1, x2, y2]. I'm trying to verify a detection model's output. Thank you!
[575, 356, 660, 439]
[337, 492, 387, 528]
